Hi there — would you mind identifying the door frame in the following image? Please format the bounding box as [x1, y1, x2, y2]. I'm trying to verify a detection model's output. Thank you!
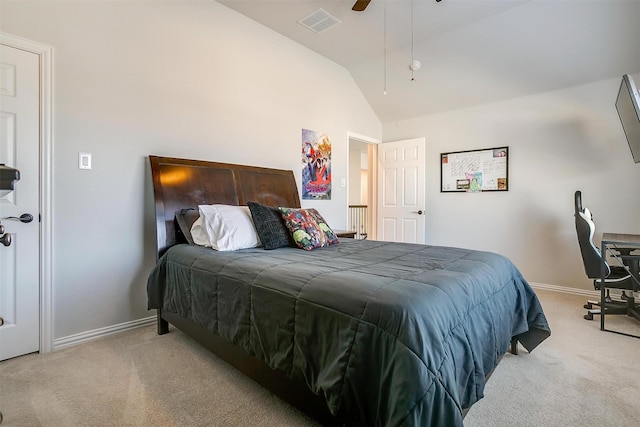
[1, 32, 53, 354]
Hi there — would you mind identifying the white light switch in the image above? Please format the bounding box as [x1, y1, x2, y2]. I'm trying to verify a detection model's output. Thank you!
[79, 153, 92, 170]
[341, 178, 346, 188]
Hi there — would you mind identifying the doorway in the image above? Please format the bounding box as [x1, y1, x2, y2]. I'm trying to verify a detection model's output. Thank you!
[348, 135, 378, 240]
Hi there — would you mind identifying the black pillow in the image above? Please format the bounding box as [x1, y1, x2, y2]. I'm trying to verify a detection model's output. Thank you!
[175, 208, 200, 245]
[247, 201, 295, 250]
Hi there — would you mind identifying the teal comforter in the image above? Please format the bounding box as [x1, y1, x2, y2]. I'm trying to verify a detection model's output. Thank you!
[147, 239, 550, 426]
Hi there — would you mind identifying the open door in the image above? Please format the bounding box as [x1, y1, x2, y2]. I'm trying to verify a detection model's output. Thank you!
[377, 138, 426, 244]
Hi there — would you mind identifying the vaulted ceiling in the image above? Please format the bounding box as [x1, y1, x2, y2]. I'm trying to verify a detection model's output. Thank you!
[217, 0, 640, 123]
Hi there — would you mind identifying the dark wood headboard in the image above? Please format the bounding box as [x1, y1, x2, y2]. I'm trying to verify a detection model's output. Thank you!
[149, 155, 301, 258]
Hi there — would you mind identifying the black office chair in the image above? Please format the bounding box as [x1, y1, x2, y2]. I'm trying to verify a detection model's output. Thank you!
[574, 191, 635, 320]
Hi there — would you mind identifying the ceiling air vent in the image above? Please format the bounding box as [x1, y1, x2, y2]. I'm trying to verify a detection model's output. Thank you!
[298, 8, 342, 34]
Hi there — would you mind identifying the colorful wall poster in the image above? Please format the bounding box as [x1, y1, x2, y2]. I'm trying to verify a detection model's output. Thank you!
[302, 128, 332, 200]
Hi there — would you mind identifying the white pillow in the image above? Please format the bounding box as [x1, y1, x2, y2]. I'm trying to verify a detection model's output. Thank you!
[190, 216, 212, 247]
[191, 204, 261, 251]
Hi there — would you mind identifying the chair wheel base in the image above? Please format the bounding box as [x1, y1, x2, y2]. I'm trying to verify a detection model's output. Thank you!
[584, 312, 594, 320]
[584, 303, 593, 309]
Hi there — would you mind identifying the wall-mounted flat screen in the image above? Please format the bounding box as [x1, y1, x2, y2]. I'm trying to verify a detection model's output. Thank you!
[615, 74, 640, 164]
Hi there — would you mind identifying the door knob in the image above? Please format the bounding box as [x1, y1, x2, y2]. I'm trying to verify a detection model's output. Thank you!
[412, 210, 424, 215]
[2, 213, 33, 223]
[0, 316, 4, 326]
[0, 233, 11, 247]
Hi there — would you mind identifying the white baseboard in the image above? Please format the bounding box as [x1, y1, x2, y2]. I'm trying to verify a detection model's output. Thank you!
[53, 315, 156, 351]
[529, 281, 634, 302]
[529, 282, 599, 298]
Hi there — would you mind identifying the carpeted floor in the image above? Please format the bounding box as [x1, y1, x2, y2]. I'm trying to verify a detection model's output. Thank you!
[464, 289, 640, 426]
[1, 289, 639, 426]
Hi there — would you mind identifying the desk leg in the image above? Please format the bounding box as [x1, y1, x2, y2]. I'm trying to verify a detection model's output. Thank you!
[629, 261, 639, 293]
[600, 245, 607, 331]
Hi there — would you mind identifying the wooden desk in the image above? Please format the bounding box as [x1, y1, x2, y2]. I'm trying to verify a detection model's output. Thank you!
[600, 233, 640, 337]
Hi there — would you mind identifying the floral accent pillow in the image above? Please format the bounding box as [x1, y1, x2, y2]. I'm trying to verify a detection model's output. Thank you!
[278, 208, 339, 251]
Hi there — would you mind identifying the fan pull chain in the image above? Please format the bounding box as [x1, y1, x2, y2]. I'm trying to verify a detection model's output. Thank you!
[383, 0, 387, 95]
[411, 0, 415, 82]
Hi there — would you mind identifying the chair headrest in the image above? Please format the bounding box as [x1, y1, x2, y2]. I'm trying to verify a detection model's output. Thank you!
[574, 190, 583, 214]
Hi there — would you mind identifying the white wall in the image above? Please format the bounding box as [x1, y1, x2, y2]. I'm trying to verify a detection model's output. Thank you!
[383, 76, 640, 291]
[0, 0, 381, 340]
[348, 148, 362, 205]
[348, 139, 369, 205]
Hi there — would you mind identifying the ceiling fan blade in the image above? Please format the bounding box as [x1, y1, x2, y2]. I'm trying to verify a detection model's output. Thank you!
[352, 0, 372, 12]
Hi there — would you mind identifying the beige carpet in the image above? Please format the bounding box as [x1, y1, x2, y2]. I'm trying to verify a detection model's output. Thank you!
[1, 289, 640, 426]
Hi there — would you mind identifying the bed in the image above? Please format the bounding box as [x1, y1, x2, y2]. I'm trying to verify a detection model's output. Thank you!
[146, 155, 551, 426]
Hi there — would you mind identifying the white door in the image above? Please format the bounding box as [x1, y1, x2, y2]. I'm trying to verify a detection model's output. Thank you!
[0, 44, 40, 360]
[377, 138, 426, 244]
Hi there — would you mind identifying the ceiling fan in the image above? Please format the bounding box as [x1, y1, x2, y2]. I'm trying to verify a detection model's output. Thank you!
[352, 0, 442, 12]
[352, 0, 372, 12]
